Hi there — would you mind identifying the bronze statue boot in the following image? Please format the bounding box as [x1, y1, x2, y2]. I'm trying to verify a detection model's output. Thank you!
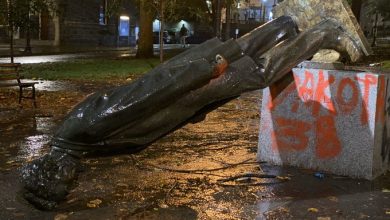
[251, 18, 364, 87]
[236, 15, 299, 57]
[312, 18, 364, 62]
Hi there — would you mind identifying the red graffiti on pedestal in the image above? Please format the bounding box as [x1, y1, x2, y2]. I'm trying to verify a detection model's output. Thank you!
[268, 70, 384, 159]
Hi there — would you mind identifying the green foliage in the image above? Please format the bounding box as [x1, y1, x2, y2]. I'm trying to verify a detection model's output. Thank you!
[114, 0, 211, 23]
[0, 0, 9, 25]
[0, 0, 57, 29]
[383, 60, 390, 71]
[105, 0, 136, 18]
[21, 58, 160, 81]
[162, 0, 211, 23]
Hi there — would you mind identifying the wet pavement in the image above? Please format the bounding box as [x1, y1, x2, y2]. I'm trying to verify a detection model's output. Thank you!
[0, 44, 190, 64]
[0, 80, 389, 219]
[0, 50, 136, 64]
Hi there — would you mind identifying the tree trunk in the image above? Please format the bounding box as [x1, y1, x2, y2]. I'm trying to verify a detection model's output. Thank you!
[371, 11, 378, 47]
[114, 15, 119, 47]
[215, 0, 221, 38]
[351, 0, 362, 21]
[24, 10, 32, 54]
[224, 0, 231, 41]
[159, 0, 164, 63]
[136, 0, 154, 58]
[7, 0, 14, 63]
[9, 27, 14, 63]
[53, 15, 60, 46]
[211, 0, 222, 37]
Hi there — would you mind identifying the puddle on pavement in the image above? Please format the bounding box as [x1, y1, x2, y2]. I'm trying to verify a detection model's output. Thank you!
[0, 113, 55, 169]
[26, 80, 76, 92]
[16, 134, 51, 162]
[257, 197, 293, 218]
[253, 165, 390, 219]
[0, 79, 98, 170]
[0, 80, 76, 92]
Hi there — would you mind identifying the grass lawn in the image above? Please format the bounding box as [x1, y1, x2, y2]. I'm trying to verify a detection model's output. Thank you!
[19, 57, 390, 81]
[383, 60, 390, 70]
[21, 58, 160, 81]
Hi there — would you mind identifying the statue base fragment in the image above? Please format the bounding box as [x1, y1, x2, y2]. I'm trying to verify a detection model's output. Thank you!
[257, 67, 390, 179]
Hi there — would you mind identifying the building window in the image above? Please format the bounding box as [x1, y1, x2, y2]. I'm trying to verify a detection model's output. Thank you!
[119, 16, 130, 36]
[99, 0, 107, 25]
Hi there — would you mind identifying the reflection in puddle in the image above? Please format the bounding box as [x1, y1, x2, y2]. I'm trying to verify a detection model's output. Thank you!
[16, 113, 57, 161]
[0, 53, 96, 64]
[35, 117, 56, 133]
[0, 80, 75, 92]
[18, 135, 51, 161]
[257, 198, 292, 215]
[18, 115, 56, 160]
[26, 80, 76, 92]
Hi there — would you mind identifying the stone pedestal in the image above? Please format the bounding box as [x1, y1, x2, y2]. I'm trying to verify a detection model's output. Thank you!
[257, 68, 390, 179]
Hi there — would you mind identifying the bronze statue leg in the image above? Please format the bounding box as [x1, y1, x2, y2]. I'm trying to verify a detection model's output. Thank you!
[253, 18, 363, 87]
[50, 16, 299, 152]
[21, 18, 363, 210]
[131, 19, 362, 140]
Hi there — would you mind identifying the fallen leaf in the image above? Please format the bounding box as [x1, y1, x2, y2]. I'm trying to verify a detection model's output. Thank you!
[66, 197, 78, 204]
[276, 176, 291, 181]
[382, 188, 390, 193]
[54, 213, 68, 220]
[327, 196, 338, 202]
[308, 208, 319, 213]
[386, 210, 390, 215]
[112, 158, 124, 163]
[87, 199, 102, 208]
[317, 217, 331, 220]
[160, 203, 168, 208]
[13, 213, 25, 217]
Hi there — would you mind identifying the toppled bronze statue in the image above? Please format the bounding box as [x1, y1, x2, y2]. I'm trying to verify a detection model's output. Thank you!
[21, 16, 364, 210]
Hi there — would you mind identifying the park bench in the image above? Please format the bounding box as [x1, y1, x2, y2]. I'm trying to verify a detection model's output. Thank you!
[0, 63, 38, 107]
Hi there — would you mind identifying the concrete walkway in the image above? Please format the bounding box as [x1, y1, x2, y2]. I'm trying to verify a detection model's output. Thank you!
[0, 40, 192, 58]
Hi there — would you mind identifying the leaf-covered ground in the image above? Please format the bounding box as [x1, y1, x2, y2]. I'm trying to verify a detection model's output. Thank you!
[0, 77, 389, 219]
